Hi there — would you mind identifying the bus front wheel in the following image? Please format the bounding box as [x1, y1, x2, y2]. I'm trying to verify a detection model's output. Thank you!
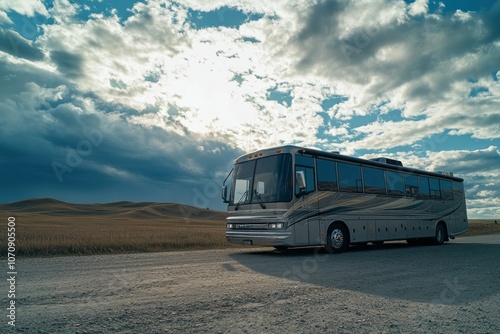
[325, 223, 349, 253]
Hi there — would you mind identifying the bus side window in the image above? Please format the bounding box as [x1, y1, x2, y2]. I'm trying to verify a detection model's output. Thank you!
[338, 162, 362, 193]
[386, 171, 404, 196]
[440, 180, 453, 200]
[363, 166, 386, 194]
[429, 178, 441, 199]
[317, 158, 338, 191]
[404, 174, 419, 197]
[419, 176, 430, 198]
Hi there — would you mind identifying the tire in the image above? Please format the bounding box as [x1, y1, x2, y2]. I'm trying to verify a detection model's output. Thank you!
[433, 222, 446, 245]
[325, 223, 349, 253]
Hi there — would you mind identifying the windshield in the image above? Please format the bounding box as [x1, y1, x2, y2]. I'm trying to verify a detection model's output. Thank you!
[230, 154, 293, 206]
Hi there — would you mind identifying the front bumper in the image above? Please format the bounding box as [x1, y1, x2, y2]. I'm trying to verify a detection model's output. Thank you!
[226, 230, 292, 246]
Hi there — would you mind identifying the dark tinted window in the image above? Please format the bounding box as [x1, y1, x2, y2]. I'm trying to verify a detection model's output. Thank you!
[386, 171, 404, 196]
[404, 174, 419, 197]
[317, 159, 337, 191]
[338, 162, 362, 192]
[429, 178, 441, 199]
[295, 155, 314, 167]
[440, 180, 453, 200]
[363, 167, 386, 194]
[419, 176, 430, 198]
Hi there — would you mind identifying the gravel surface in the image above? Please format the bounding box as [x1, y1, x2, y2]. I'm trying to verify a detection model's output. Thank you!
[4, 234, 500, 333]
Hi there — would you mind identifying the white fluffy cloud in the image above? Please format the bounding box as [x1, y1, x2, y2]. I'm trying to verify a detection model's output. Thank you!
[0, 0, 48, 17]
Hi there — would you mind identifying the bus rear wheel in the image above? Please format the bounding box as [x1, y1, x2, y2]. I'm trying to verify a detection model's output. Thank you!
[325, 223, 349, 253]
[433, 222, 446, 245]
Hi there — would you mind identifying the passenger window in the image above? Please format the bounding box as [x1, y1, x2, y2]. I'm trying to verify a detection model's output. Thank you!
[440, 180, 453, 200]
[317, 159, 338, 191]
[419, 176, 430, 198]
[386, 171, 404, 196]
[404, 174, 419, 197]
[338, 162, 363, 192]
[429, 178, 441, 199]
[363, 167, 386, 194]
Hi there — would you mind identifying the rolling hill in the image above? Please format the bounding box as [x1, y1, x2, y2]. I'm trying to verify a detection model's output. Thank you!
[0, 198, 227, 222]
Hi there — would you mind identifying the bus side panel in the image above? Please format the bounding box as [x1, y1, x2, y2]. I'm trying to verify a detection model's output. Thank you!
[349, 219, 368, 243]
[293, 221, 309, 245]
[387, 220, 407, 240]
[308, 219, 321, 245]
[407, 220, 423, 238]
[375, 221, 389, 241]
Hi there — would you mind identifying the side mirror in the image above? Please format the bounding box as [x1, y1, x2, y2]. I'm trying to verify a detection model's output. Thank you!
[221, 185, 229, 203]
[296, 171, 306, 192]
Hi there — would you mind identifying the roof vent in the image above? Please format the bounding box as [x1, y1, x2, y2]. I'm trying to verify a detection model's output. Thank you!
[370, 157, 403, 167]
[437, 171, 454, 177]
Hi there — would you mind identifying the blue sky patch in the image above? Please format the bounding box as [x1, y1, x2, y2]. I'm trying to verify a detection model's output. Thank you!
[267, 87, 293, 106]
[3, 10, 53, 40]
[77, 0, 144, 23]
[189, 6, 264, 29]
[321, 95, 348, 111]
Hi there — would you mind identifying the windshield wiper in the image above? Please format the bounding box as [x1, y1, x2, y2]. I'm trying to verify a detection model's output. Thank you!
[234, 190, 248, 211]
[255, 192, 267, 209]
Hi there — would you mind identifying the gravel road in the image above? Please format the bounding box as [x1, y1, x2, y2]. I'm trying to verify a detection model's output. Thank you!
[5, 234, 500, 333]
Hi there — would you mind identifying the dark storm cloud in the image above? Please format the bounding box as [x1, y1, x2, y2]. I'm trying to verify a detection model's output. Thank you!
[0, 28, 44, 61]
[50, 50, 84, 78]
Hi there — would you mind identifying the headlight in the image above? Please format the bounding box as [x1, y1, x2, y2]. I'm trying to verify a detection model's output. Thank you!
[227, 223, 233, 229]
[268, 223, 284, 229]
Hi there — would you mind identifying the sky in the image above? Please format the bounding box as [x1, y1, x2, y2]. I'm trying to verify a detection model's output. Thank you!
[0, 0, 499, 218]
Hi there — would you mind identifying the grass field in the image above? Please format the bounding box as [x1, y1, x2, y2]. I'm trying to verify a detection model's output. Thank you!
[1, 198, 498, 257]
[464, 219, 500, 236]
[0, 198, 229, 257]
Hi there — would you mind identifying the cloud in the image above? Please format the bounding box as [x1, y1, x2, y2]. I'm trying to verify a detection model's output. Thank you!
[0, 0, 48, 17]
[0, 11, 13, 25]
[408, 0, 429, 16]
[290, 0, 500, 111]
[0, 29, 44, 60]
[49, 50, 83, 78]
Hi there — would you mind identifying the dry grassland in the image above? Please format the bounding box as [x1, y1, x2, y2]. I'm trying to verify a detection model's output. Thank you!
[464, 219, 500, 236]
[0, 198, 229, 257]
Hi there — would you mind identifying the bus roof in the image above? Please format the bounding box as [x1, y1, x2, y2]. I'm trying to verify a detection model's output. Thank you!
[236, 145, 464, 182]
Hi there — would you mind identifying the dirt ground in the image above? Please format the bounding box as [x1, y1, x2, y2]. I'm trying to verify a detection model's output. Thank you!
[7, 234, 500, 333]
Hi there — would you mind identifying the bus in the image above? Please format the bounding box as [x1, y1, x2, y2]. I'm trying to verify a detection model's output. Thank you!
[221, 145, 468, 253]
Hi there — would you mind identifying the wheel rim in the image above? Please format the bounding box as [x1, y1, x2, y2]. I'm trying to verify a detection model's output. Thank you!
[331, 228, 344, 249]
